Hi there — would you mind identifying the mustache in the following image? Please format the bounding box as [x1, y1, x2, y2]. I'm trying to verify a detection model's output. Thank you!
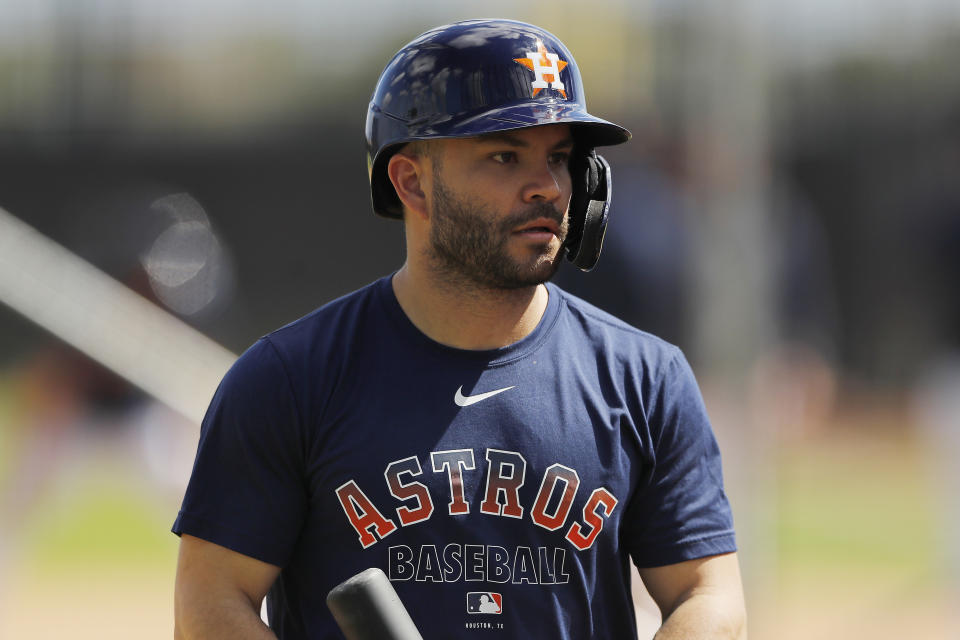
[500, 202, 567, 233]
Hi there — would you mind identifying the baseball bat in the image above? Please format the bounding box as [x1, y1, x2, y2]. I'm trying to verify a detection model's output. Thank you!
[326, 567, 424, 640]
[0, 205, 235, 425]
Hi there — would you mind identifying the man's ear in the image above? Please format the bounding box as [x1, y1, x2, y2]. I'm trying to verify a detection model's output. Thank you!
[387, 151, 429, 221]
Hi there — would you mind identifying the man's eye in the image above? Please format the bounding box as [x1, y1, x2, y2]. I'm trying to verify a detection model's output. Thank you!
[492, 152, 517, 164]
[550, 151, 571, 165]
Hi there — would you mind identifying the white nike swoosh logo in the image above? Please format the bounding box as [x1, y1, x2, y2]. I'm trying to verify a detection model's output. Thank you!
[454, 385, 515, 407]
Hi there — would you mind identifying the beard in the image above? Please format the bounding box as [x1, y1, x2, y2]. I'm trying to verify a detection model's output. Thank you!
[426, 174, 568, 291]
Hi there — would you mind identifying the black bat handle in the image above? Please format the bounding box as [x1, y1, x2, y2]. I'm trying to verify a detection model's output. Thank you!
[326, 568, 425, 640]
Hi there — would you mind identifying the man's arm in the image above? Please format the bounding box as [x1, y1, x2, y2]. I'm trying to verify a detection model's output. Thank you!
[174, 534, 282, 640]
[638, 552, 747, 639]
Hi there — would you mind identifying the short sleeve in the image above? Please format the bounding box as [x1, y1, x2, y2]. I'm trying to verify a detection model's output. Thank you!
[172, 337, 307, 567]
[624, 348, 737, 568]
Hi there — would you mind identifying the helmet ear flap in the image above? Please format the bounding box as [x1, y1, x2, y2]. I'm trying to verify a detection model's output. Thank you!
[564, 149, 612, 271]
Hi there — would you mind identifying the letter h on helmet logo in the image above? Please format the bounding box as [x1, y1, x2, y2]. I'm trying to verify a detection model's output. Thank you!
[514, 40, 568, 98]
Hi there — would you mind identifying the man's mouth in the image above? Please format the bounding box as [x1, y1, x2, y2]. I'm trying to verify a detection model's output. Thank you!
[513, 218, 561, 237]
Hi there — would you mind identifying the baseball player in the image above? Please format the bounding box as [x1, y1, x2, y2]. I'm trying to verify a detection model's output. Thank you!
[173, 19, 746, 639]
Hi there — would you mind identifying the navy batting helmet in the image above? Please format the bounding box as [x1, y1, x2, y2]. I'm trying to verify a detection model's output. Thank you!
[365, 19, 631, 270]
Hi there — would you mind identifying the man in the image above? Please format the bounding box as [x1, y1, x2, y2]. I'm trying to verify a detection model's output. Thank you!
[174, 19, 746, 639]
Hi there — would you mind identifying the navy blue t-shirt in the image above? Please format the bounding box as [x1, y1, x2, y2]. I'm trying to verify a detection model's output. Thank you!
[173, 275, 736, 639]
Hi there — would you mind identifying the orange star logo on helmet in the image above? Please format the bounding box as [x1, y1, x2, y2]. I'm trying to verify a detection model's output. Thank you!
[514, 40, 569, 98]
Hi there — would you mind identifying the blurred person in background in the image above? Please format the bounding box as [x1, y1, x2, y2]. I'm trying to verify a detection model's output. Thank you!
[0, 265, 198, 627]
[911, 107, 960, 604]
[0, 187, 227, 609]
[172, 19, 745, 639]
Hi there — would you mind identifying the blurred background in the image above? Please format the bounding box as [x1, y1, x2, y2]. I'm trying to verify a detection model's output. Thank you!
[1, 1, 958, 638]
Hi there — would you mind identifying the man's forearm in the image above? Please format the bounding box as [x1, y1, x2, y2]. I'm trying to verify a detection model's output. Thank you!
[174, 534, 282, 640]
[653, 592, 746, 640]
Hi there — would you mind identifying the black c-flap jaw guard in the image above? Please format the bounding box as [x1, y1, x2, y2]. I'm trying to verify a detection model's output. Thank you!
[565, 151, 612, 272]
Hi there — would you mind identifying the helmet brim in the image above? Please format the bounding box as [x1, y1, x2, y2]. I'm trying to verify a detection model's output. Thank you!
[407, 102, 631, 147]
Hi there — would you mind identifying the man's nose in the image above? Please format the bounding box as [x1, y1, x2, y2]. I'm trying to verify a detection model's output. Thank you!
[521, 162, 563, 203]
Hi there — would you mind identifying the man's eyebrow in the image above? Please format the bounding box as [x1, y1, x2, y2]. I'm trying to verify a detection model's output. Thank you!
[475, 132, 575, 149]
[476, 132, 527, 147]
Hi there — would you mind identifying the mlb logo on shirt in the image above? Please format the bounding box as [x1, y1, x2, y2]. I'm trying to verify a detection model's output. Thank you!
[466, 592, 503, 614]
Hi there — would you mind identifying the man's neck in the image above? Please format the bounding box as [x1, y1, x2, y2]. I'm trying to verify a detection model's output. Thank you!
[391, 265, 550, 351]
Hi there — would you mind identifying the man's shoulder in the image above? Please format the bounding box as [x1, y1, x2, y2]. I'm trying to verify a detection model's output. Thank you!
[265, 276, 388, 347]
[211, 278, 390, 415]
[551, 283, 679, 356]
[231, 277, 390, 383]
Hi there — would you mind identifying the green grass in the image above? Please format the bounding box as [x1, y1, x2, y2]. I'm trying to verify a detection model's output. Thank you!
[0, 377, 179, 574]
[17, 469, 179, 573]
[774, 436, 940, 578]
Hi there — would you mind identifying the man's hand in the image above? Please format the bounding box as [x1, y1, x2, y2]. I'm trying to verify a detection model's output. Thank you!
[638, 552, 747, 639]
[174, 534, 282, 640]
